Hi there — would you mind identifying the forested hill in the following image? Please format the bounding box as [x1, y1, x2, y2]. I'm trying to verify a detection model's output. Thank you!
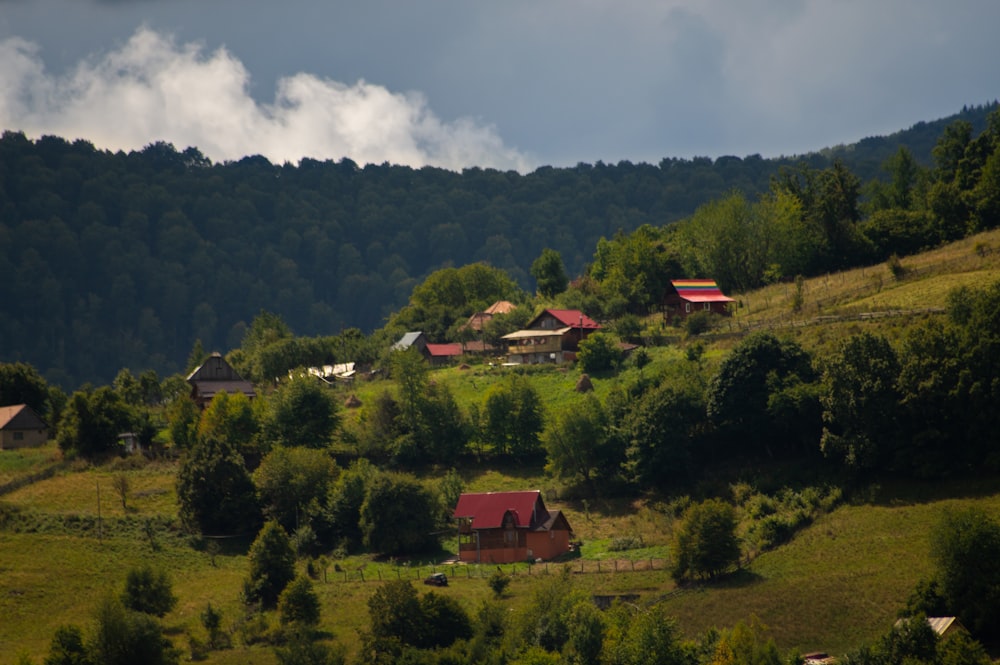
[0, 103, 996, 389]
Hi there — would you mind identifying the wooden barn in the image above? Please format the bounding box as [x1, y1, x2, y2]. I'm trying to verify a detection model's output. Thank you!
[186, 352, 256, 409]
[453, 490, 573, 563]
[662, 279, 735, 319]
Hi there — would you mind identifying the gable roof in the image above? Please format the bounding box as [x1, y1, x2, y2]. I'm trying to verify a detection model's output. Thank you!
[528, 309, 601, 330]
[895, 617, 967, 638]
[464, 301, 518, 331]
[0, 404, 48, 431]
[484, 300, 517, 315]
[425, 343, 464, 358]
[186, 353, 255, 403]
[392, 331, 426, 351]
[453, 490, 547, 529]
[186, 352, 250, 383]
[670, 279, 735, 303]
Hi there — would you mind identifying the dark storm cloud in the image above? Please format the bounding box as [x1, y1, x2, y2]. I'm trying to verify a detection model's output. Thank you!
[1, 0, 998, 169]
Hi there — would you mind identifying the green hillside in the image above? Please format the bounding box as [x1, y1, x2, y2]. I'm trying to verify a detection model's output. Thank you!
[4, 230, 1000, 664]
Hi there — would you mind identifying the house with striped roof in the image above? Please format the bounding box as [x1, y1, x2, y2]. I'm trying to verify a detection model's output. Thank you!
[662, 279, 735, 319]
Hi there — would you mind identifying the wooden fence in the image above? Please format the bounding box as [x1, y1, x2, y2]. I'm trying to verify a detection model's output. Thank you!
[328, 558, 670, 583]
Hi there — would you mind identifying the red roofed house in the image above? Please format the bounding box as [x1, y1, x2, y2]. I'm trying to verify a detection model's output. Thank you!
[186, 352, 256, 409]
[501, 309, 601, 364]
[0, 404, 49, 450]
[453, 490, 573, 563]
[662, 279, 735, 319]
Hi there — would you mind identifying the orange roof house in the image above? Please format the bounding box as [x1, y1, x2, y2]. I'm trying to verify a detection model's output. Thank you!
[464, 300, 518, 332]
[453, 490, 573, 563]
[662, 279, 735, 318]
[0, 404, 48, 450]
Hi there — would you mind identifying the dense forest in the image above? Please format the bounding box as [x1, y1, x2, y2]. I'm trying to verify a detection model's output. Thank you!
[0, 102, 997, 389]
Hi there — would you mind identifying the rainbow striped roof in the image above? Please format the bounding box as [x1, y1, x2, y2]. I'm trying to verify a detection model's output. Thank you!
[670, 279, 735, 303]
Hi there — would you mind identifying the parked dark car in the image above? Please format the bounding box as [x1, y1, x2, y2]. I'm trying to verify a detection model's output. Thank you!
[423, 572, 448, 586]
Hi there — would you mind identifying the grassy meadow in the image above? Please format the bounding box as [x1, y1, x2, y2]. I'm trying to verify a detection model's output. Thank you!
[4, 230, 1000, 662]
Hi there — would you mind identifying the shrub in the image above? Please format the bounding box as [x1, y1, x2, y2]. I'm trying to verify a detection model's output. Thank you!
[672, 499, 739, 581]
[683, 311, 713, 336]
[488, 570, 511, 597]
[121, 565, 177, 617]
[278, 576, 321, 627]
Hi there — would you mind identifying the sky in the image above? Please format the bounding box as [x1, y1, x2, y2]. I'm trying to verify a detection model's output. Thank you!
[1, 0, 998, 173]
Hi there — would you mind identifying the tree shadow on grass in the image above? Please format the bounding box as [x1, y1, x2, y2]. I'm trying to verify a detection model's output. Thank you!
[708, 568, 764, 590]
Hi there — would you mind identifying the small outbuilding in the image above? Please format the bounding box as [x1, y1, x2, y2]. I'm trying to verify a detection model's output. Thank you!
[894, 616, 968, 640]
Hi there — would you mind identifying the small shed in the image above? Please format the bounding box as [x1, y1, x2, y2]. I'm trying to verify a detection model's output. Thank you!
[894, 616, 968, 640]
[392, 331, 428, 354]
[425, 343, 464, 366]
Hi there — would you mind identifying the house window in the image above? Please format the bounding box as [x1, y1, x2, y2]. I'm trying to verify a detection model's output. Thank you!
[13, 431, 24, 441]
[685, 302, 691, 313]
[504, 529, 516, 545]
[704, 302, 711, 311]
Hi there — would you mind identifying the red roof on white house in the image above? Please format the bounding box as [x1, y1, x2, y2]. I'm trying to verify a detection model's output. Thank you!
[670, 279, 735, 303]
[453, 490, 546, 529]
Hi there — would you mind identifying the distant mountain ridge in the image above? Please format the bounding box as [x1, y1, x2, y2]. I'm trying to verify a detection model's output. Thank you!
[0, 102, 996, 389]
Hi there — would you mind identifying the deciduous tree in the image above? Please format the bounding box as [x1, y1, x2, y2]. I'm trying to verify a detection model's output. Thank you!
[672, 498, 740, 581]
[176, 433, 261, 535]
[531, 248, 569, 298]
[245, 520, 297, 609]
[121, 565, 177, 617]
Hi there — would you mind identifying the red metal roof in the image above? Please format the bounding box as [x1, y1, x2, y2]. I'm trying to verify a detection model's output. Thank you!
[538, 309, 601, 329]
[425, 343, 464, 357]
[453, 490, 544, 529]
[670, 279, 735, 303]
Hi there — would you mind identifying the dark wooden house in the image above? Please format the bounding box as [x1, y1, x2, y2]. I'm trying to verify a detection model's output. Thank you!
[186, 352, 256, 409]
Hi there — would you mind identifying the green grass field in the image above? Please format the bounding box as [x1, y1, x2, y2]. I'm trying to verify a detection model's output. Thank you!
[6, 444, 1000, 664]
[5, 231, 1000, 663]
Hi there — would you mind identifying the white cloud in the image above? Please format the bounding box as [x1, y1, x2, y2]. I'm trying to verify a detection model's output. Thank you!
[0, 27, 534, 171]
